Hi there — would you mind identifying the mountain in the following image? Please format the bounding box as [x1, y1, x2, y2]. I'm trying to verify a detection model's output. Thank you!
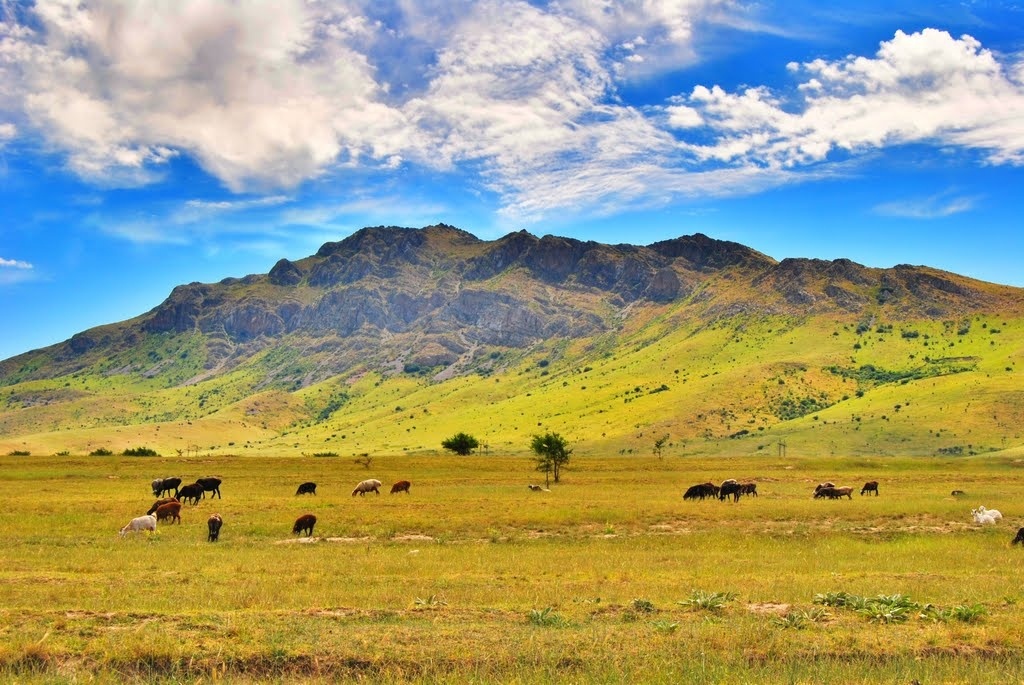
[2, 224, 1023, 458]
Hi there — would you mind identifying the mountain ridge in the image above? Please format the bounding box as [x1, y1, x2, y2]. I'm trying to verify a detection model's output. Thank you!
[2, 224, 1022, 459]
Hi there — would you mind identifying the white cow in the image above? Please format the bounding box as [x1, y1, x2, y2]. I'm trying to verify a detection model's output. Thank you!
[351, 479, 382, 496]
[120, 514, 157, 536]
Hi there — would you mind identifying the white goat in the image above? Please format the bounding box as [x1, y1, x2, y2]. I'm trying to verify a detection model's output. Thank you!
[120, 514, 157, 536]
[976, 505, 1002, 520]
[351, 479, 382, 496]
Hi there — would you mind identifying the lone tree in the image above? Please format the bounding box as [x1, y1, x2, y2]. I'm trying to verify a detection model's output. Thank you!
[442, 432, 480, 456]
[530, 432, 572, 487]
[653, 434, 670, 459]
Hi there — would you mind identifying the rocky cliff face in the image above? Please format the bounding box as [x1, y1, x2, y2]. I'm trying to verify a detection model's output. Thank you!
[2, 224, 1020, 387]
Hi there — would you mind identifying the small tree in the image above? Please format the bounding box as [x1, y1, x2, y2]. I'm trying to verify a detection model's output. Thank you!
[442, 432, 479, 456]
[653, 434, 670, 459]
[530, 432, 572, 487]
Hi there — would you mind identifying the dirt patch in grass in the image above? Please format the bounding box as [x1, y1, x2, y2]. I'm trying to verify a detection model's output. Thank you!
[392, 533, 434, 542]
[746, 602, 791, 615]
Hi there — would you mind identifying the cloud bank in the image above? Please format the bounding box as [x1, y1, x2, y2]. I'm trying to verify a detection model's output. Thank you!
[2, 2, 1022, 219]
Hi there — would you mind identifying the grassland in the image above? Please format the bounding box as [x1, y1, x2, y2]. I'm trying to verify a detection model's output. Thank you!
[2, 451, 1024, 683]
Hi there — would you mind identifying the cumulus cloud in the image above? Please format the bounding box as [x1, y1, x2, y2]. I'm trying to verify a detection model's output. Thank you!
[679, 29, 1024, 168]
[0, 256, 34, 284]
[2, 3, 1023, 222]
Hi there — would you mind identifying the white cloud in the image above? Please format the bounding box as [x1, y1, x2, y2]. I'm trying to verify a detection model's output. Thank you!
[680, 29, 1024, 168]
[0, 257, 32, 269]
[3, 4, 1023, 224]
[873, 192, 979, 219]
[0, 256, 35, 285]
[0, 122, 14, 140]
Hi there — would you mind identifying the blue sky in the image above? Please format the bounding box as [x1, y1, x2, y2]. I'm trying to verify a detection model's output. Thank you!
[2, 0, 1023, 361]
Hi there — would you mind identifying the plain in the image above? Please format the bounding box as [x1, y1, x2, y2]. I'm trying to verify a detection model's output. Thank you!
[1, 451, 1024, 683]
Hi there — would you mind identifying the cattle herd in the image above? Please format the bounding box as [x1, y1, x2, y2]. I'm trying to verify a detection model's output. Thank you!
[120, 473, 1024, 546]
[119, 475, 413, 542]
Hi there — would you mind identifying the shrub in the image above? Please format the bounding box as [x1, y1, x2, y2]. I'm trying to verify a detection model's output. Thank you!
[678, 590, 737, 612]
[122, 447, 159, 457]
[528, 607, 565, 627]
[7, 450, 30, 456]
[89, 448, 114, 457]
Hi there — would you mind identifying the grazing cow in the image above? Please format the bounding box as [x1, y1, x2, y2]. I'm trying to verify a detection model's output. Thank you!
[155, 501, 182, 525]
[208, 514, 223, 542]
[1012, 528, 1024, 545]
[390, 480, 411, 494]
[296, 482, 317, 496]
[861, 481, 879, 496]
[976, 505, 1002, 520]
[196, 477, 222, 499]
[739, 483, 758, 498]
[814, 486, 852, 500]
[813, 482, 836, 496]
[683, 483, 717, 501]
[352, 479, 382, 496]
[719, 479, 742, 503]
[120, 514, 157, 536]
[147, 497, 179, 516]
[951, 490, 966, 496]
[293, 514, 317, 537]
[152, 477, 182, 498]
[178, 483, 204, 505]
[528, 484, 549, 492]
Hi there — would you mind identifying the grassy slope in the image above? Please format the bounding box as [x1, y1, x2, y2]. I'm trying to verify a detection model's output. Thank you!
[1, 299, 1022, 459]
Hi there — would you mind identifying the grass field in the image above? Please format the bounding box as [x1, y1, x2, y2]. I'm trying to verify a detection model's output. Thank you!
[2, 451, 1024, 683]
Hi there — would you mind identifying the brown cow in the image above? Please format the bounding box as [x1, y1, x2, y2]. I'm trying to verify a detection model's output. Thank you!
[390, 480, 411, 494]
[293, 514, 317, 537]
[155, 501, 181, 525]
[147, 497, 179, 515]
[861, 481, 879, 496]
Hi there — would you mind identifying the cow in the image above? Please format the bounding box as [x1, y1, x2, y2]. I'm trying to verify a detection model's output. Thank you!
[683, 483, 717, 501]
[152, 477, 182, 498]
[528, 484, 549, 492]
[178, 483, 204, 505]
[352, 479, 382, 496]
[155, 501, 181, 525]
[196, 477, 222, 499]
[813, 482, 836, 497]
[120, 514, 157, 536]
[208, 514, 223, 542]
[719, 479, 742, 503]
[390, 480, 411, 494]
[739, 483, 758, 498]
[815, 486, 853, 500]
[293, 514, 317, 537]
[861, 481, 879, 496]
[296, 482, 317, 496]
[1013, 527, 1024, 545]
[147, 497, 179, 516]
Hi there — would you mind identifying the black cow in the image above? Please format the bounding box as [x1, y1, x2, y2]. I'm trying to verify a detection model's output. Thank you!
[293, 514, 317, 537]
[178, 483, 204, 505]
[683, 483, 717, 501]
[152, 477, 182, 498]
[861, 481, 879, 496]
[719, 479, 742, 503]
[1013, 528, 1024, 546]
[196, 477, 222, 499]
[208, 514, 223, 542]
[296, 482, 317, 496]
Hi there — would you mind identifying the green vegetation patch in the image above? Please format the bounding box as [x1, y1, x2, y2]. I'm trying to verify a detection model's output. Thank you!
[826, 357, 978, 387]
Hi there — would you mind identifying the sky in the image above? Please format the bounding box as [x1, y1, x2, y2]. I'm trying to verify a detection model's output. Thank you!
[2, 0, 1024, 361]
